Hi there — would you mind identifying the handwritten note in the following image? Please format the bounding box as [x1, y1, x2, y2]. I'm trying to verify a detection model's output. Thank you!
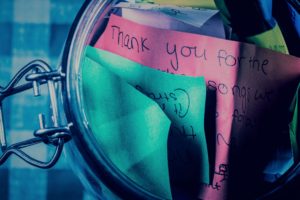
[95, 14, 300, 199]
[85, 45, 209, 197]
[118, 3, 226, 38]
[82, 56, 172, 199]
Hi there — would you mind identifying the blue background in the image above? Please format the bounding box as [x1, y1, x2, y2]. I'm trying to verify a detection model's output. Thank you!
[0, 0, 97, 199]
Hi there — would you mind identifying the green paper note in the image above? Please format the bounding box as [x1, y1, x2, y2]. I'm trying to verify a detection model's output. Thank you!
[213, 0, 289, 54]
[290, 83, 300, 162]
[246, 24, 289, 54]
[85, 45, 209, 192]
[82, 57, 172, 199]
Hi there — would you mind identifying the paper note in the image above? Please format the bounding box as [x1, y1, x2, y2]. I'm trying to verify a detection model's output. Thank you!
[115, 2, 218, 28]
[213, 0, 289, 54]
[246, 24, 289, 54]
[119, 4, 226, 38]
[134, 0, 217, 9]
[85, 45, 209, 198]
[95, 14, 300, 199]
[290, 83, 300, 162]
[82, 56, 172, 199]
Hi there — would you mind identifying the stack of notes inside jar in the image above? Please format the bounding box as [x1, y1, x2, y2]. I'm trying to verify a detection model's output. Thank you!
[81, 1, 300, 199]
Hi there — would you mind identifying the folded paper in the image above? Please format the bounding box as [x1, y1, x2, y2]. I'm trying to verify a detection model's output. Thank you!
[290, 83, 300, 162]
[82, 56, 172, 199]
[118, 3, 226, 38]
[135, 0, 217, 9]
[115, 2, 218, 28]
[214, 0, 289, 54]
[246, 24, 289, 54]
[85, 45, 209, 198]
[95, 14, 300, 199]
[273, 0, 300, 57]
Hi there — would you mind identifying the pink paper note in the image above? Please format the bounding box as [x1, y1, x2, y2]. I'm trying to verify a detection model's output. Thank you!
[95, 14, 300, 199]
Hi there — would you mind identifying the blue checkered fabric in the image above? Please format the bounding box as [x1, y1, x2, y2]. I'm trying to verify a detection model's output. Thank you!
[0, 1, 96, 199]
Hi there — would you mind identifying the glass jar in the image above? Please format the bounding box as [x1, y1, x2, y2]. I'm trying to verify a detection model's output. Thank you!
[1, 0, 300, 199]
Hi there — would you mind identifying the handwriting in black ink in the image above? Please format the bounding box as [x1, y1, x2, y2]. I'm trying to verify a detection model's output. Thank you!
[136, 85, 190, 118]
[215, 163, 229, 182]
[111, 25, 149, 53]
[166, 42, 207, 71]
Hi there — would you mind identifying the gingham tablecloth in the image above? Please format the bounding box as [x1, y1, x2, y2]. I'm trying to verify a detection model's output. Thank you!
[0, 1, 96, 199]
